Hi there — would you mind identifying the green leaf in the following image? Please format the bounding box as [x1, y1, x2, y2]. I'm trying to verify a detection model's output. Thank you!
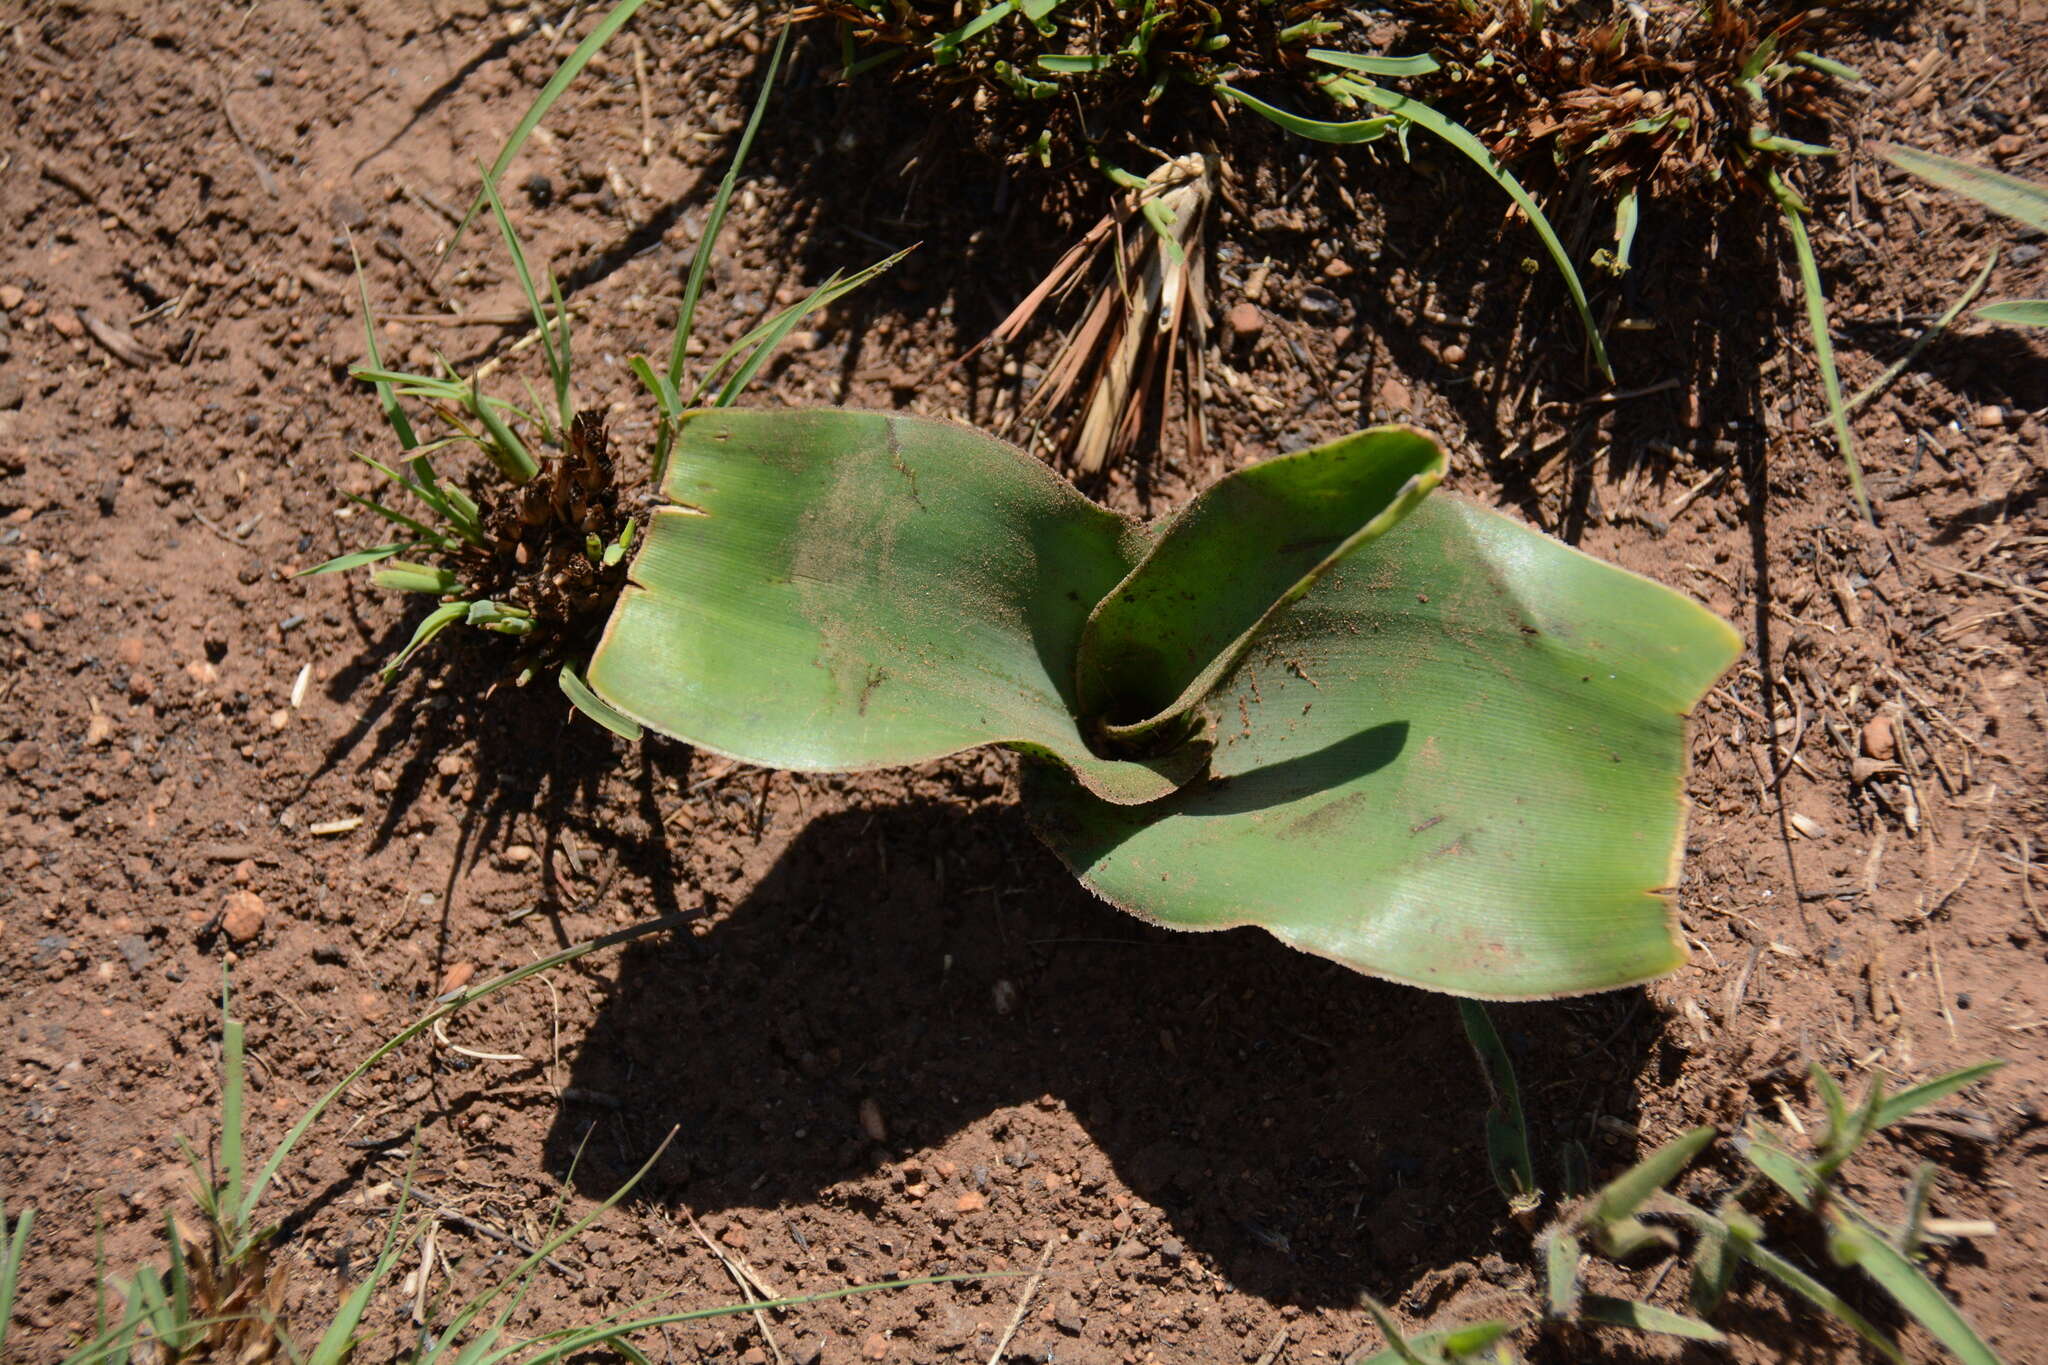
[1330, 79, 1612, 381]
[1037, 53, 1116, 74]
[350, 238, 418, 451]
[1580, 1295, 1725, 1343]
[1736, 1132, 1820, 1210]
[481, 170, 571, 429]
[1590, 1127, 1718, 1226]
[373, 561, 463, 595]
[467, 375, 541, 484]
[0, 1203, 31, 1356]
[221, 984, 247, 1220]
[1874, 1060, 2006, 1131]
[1827, 1213, 2000, 1365]
[295, 542, 417, 577]
[1976, 299, 2048, 326]
[1029, 495, 1739, 998]
[382, 601, 469, 682]
[588, 410, 1191, 805]
[1077, 426, 1446, 747]
[1458, 1001, 1538, 1211]
[931, 0, 1015, 61]
[1770, 172, 1870, 523]
[446, 0, 654, 262]
[590, 408, 1735, 999]
[669, 25, 787, 394]
[705, 249, 914, 408]
[1220, 82, 1398, 144]
[1544, 1228, 1582, 1319]
[1305, 48, 1442, 77]
[1735, 1232, 1903, 1362]
[1876, 143, 2048, 233]
[308, 1177, 415, 1365]
[1359, 1295, 1429, 1364]
[1688, 1219, 1734, 1316]
[559, 662, 644, 741]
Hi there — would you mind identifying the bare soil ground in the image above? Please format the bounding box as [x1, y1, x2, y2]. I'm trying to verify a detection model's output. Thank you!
[2, 1, 2045, 1362]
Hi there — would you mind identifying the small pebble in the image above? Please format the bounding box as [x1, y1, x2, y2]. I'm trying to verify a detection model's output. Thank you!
[48, 310, 81, 339]
[0, 285, 22, 311]
[954, 1191, 987, 1213]
[1861, 713, 1896, 761]
[859, 1097, 887, 1143]
[221, 889, 266, 944]
[1442, 344, 1467, 365]
[1973, 404, 2005, 429]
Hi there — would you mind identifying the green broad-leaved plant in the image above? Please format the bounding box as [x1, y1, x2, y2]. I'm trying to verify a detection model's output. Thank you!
[586, 411, 1741, 999]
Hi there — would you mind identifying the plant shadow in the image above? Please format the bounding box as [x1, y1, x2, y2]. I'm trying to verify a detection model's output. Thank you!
[542, 795, 1655, 1309]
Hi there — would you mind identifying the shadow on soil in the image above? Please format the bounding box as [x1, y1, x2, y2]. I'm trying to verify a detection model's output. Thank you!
[542, 798, 1656, 1309]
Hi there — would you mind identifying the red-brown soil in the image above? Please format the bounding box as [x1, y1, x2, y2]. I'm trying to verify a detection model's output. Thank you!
[2, 2, 2043, 1362]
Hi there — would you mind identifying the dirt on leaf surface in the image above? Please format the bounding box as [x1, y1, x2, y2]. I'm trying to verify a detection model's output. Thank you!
[2, 1, 2045, 1363]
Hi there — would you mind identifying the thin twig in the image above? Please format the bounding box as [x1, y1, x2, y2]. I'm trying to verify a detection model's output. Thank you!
[632, 34, 656, 161]
[987, 1241, 1056, 1365]
[687, 1213, 786, 1365]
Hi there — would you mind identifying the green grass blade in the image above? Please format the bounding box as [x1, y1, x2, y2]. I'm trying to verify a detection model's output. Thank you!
[342, 491, 457, 551]
[1336, 79, 1613, 380]
[1876, 143, 2048, 233]
[1737, 1236, 1903, 1362]
[559, 662, 645, 740]
[350, 237, 419, 451]
[441, 1133, 677, 1351]
[1358, 1295, 1428, 1364]
[1543, 1228, 1582, 1319]
[691, 248, 912, 407]
[1734, 1132, 1819, 1209]
[1848, 250, 1998, 413]
[1219, 83, 1398, 143]
[1457, 1001, 1538, 1212]
[446, 0, 655, 263]
[380, 601, 469, 682]
[711, 251, 913, 407]
[1036, 53, 1115, 73]
[220, 980, 247, 1223]
[296, 542, 418, 577]
[468, 377, 541, 483]
[373, 562, 464, 595]
[1580, 1295, 1725, 1342]
[309, 1167, 417, 1365]
[0, 1204, 32, 1355]
[1874, 1061, 2007, 1131]
[1769, 172, 1870, 523]
[668, 23, 789, 393]
[1811, 1062, 1850, 1148]
[231, 914, 689, 1245]
[1689, 1220, 1733, 1316]
[930, 0, 1015, 62]
[1977, 299, 2048, 326]
[1612, 189, 1640, 273]
[162, 1212, 192, 1350]
[550, 269, 573, 420]
[480, 170, 570, 429]
[1589, 1126, 1716, 1228]
[1305, 48, 1441, 76]
[1900, 1162, 1938, 1256]
[1827, 1213, 1999, 1365]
